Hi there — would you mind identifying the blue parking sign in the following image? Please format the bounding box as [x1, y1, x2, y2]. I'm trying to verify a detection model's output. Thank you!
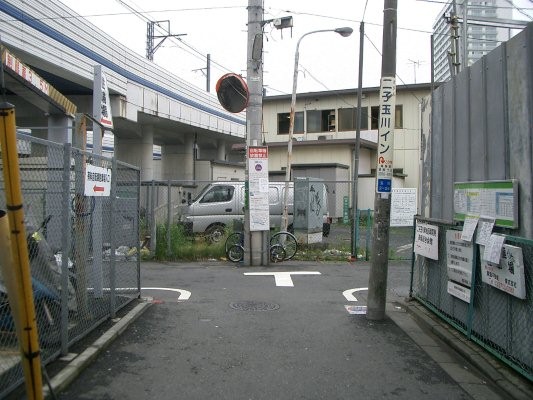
[377, 178, 391, 193]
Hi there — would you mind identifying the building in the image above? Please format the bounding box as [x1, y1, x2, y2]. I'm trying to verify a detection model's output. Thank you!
[261, 83, 432, 217]
[433, 0, 514, 82]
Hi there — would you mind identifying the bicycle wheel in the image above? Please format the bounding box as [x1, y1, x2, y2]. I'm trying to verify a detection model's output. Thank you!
[270, 231, 298, 260]
[225, 232, 242, 253]
[269, 244, 286, 263]
[227, 244, 244, 263]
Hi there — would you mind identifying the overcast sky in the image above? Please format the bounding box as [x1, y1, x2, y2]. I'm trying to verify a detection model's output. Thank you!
[58, 0, 533, 95]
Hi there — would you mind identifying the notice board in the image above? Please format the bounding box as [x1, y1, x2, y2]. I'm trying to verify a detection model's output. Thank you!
[453, 180, 518, 228]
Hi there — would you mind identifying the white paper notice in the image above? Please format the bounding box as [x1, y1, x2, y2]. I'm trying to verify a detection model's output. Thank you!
[483, 234, 505, 264]
[460, 215, 479, 242]
[475, 216, 495, 245]
[414, 222, 439, 260]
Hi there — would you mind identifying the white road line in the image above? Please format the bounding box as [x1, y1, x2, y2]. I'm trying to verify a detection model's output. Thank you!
[142, 287, 192, 301]
[87, 287, 192, 301]
[244, 271, 321, 287]
[342, 287, 368, 302]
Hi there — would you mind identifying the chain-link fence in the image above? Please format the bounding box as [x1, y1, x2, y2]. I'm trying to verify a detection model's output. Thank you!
[0, 132, 141, 397]
[410, 217, 533, 381]
[139, 179, 414, 262]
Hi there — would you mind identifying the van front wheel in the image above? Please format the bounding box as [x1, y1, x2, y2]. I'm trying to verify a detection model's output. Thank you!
[205, 224, 226, 243]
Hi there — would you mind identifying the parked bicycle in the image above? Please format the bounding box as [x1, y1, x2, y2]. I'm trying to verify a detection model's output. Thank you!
[225, 231, 297, 263]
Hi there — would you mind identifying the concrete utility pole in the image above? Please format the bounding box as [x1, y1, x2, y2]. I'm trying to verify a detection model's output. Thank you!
[367, 0, 397, 321]
[351, 21, 365, 259]
[245, 0, 266, 265]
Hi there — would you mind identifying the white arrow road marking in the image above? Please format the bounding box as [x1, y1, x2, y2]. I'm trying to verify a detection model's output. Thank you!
[244, 271, 321, 287]
[87, 287, 192, 301]
[142, 287, 192, 301]
[342, 287, 368, 302]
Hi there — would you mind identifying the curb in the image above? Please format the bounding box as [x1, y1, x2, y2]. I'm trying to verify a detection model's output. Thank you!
[402, 298, 533, 400]
[43, 300, 152, 398]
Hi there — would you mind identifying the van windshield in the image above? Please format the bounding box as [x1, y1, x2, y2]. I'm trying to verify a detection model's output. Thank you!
[199, 185, 235, 203]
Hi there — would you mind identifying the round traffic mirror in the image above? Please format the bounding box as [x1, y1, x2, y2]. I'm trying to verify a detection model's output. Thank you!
[216, 73, 249, 113]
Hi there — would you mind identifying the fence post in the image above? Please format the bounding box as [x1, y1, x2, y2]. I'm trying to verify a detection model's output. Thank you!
[60, 142, 72, 355]
[355, 208, 360, 258]
[167, 179, 171, 257]
[109, 156, 117, 318]
[365, 209, 371, 261]
[150, 180, 156, 256]
[408, 215, 418, 298]
[466, 243, 478, 339]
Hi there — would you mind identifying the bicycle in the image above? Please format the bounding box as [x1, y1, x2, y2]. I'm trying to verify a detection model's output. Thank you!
[269, 231, 298, 261]
[225, 231, 289, 263]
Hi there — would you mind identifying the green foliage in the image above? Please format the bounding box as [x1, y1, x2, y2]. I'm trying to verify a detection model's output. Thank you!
[154, 223, 226, 261]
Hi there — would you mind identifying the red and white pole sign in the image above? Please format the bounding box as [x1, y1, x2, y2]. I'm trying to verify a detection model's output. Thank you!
[84, 163, 111, 197]
[248, 146, 269, 231]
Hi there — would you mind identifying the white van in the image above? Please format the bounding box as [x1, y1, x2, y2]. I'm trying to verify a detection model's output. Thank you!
[178, 181, 330, 242]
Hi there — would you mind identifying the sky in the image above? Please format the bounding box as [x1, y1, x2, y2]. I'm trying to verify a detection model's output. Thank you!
[57, 0, 533, 95]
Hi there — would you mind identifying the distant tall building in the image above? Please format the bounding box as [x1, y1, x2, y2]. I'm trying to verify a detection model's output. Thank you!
[433, 0, 514, 82]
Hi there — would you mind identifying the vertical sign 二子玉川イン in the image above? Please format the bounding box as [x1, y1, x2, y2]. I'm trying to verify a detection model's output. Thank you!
[376, 77, 396, 194]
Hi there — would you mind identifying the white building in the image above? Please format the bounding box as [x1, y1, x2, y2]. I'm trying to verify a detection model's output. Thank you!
[261, 83, 432, 215]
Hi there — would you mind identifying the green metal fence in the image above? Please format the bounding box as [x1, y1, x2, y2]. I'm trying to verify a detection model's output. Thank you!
[410, 217, 533, 381]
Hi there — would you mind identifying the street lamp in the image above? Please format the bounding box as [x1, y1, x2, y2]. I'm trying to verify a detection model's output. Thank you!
[281, 27, 353, 233]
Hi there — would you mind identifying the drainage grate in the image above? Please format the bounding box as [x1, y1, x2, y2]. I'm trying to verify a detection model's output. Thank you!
[229, 301, 280, 311]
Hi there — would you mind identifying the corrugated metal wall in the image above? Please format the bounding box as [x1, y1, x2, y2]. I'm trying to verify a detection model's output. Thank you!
[422, 22, 533, 238]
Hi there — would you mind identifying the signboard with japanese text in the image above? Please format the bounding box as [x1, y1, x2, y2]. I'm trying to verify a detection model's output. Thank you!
[4, 48, 49, 95]
[390, 188, 417, 226]
[480, 244, 526, 299]
[99, 71, 114, 129]
[447, 281, 471, 303]
[454, 180, 518, 228]
[248, 146, 269, 231]
[84, 163, 111, 197]
[446, 230, 474, 287]
[376, 77, 396, 194]
[414, 221, 439, 260]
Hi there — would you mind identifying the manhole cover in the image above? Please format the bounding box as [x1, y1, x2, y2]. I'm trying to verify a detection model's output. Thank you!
[229, 301, 280, 311]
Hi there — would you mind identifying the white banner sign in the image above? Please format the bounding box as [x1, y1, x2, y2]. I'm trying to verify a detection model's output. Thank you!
[376, 77, 396, 194]
[414, 221, 439, 260]
[248, 146, 269, 231]
[446, 230, 474, 287]
[480, 244, 526, 299]
[390, 188, 417, 226]
[84, 164, 111, 197]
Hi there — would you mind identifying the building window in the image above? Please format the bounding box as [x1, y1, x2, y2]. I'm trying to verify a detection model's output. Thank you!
[307, 109, 335, 133]
[395, 105, 403, 129]
[277, 112, 304, 134]
[371, 105, 403, 129]
[338, 107, 369, 131]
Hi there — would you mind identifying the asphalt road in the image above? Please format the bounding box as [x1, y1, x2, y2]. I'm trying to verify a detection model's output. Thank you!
[52, 260, 482, 400]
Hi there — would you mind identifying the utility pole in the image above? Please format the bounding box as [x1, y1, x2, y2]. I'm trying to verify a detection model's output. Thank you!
[206, 53, 211, 92]
[146, 20, 186, 61]
[351, 21, 364, 259]
[367, 0, 397, 321]
[245, 0, 266, 265]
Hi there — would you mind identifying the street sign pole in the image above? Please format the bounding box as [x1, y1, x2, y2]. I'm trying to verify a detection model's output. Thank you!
[367, 0, 397, 320]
